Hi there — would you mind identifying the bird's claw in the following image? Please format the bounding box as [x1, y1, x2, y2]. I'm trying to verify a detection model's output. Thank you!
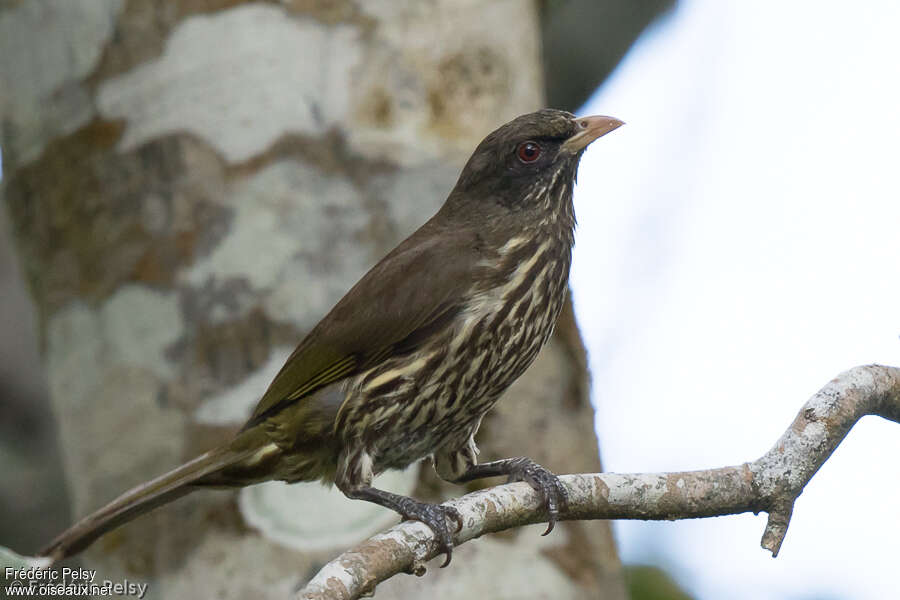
[397, 499, 462, 567]
[506, 458, 569, 535]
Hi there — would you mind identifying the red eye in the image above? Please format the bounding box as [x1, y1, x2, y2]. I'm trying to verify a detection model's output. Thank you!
[516, 141, 542, 163]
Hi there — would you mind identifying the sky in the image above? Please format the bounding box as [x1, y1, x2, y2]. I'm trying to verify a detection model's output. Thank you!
[570, 2, 900, 599]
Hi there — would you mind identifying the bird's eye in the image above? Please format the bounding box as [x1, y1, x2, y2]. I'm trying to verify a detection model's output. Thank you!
[516, 141, 542, 163]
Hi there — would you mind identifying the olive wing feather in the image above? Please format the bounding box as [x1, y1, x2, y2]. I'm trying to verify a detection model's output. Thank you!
[244, 222, 480, 428]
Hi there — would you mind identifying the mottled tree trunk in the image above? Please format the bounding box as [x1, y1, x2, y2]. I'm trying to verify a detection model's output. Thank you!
[1, 1, 624, 598]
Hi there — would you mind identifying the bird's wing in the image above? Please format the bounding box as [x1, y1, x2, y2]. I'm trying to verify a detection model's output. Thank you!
[244, 220, 483, 428]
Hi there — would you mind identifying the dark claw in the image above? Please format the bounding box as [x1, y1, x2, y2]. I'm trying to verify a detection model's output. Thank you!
[507, 458, 569, 535]
[445, 504, 464, 533]
[396, 499, 461, 567]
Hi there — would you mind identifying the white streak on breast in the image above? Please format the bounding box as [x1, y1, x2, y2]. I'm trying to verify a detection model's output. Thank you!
[503, 239, 550, 299]
[498, 234, 530, 254]
[363, 353, 432, 391]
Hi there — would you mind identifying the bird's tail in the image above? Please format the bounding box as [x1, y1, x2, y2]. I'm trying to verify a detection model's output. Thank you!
[39, 443, 257, 564]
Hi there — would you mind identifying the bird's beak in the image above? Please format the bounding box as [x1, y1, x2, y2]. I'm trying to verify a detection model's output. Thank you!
[561, 115, 624, 154]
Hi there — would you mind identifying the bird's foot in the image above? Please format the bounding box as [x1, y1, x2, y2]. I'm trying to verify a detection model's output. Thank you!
[394, 497, 463, 567]
[505, 457, 569, 535]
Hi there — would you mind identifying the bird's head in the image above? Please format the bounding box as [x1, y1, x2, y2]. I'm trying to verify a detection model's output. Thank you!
[445, 109, 623, 224]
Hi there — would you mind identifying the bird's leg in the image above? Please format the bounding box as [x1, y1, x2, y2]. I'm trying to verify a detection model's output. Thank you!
[335, 450, 462, 566]
[342, 486, 462, 566]
[436, 447, 568, 536]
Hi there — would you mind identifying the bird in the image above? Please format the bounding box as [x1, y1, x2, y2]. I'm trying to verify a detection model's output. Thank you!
[40, 108, 623, 567]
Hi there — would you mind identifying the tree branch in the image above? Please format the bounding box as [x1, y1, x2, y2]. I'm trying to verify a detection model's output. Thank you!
[297, 364, 900, 600]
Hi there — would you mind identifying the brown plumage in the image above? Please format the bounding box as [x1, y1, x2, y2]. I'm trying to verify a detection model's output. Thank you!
[41, 109, 623, 566]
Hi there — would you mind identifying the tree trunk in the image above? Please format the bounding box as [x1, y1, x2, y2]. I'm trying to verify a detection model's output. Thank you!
[1, 1, 624, 598]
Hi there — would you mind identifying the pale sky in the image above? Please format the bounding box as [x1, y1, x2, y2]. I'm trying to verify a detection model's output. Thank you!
[571, 2, 900, 599]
